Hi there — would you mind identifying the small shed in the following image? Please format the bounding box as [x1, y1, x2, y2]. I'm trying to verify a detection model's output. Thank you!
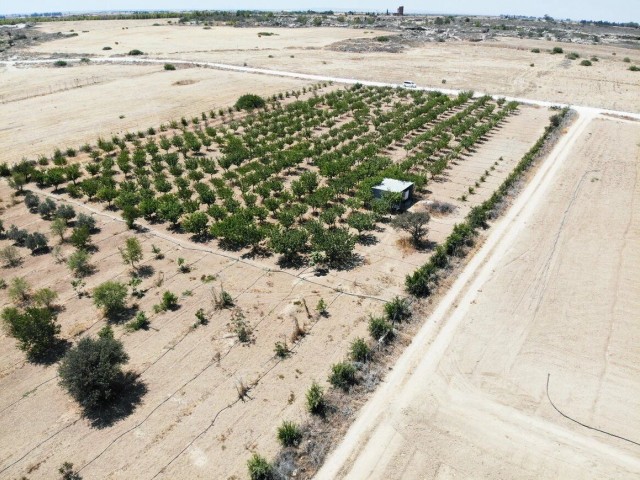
[372, 178, 414, 210]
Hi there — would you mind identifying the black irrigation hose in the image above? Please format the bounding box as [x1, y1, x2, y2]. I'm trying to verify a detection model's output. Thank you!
[546, 373, 640, 448]
[150, 291, 343, 479]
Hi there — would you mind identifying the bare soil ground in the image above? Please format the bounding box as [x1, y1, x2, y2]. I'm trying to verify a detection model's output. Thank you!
[0, 63, 313, 162]
[320, 115, 640, 479]
[1, 19, 638, 480]
[2, 21, 638, 163]
[0, 100, 550, 480]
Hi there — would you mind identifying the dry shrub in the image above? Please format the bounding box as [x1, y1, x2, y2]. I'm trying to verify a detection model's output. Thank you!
[290, 317, 306, 343]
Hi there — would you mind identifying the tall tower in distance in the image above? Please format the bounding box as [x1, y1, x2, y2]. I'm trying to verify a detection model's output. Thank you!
[396, 6, 405, 16]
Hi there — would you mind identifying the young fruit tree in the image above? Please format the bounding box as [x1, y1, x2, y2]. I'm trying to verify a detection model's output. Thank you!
[391, 211, 431, 246]
[119, 237, 143, 271]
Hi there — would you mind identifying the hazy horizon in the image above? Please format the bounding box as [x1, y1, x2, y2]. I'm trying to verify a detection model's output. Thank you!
[1, 1, 638, 24]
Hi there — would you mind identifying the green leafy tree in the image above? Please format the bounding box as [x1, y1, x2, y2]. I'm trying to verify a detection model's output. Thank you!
[121, 205, 140, 230]
[32, 287, 58, 309]
[211, 211, 265, 250]
[70, 226, 91, 249]
[64, 163, 82, 185]
[93, 281, 128, 317]
[25, 232, 49, 254]
[8, 171, 27, 192]
[55, 204, 76, 223]
[181, 211, 209, 239]
[8, 276, 31, 303]
[390, 211, 430, 245]
[119, 237, 143, 270]
[68, 249, 92, 277]
[269, 227, 308, 263]
[347, 211, 376, 238]
[38, 198, 57, 219]
[75, 213, 97, 232]
[58, 331, 130, 411]
[369, 315, 393, 342]
[2, 306, 61, 360]
[310, 227, 356, 269]
[46, 167, 66, 192]
[51, 217, 68, 242]
[157, 194, 184, 227]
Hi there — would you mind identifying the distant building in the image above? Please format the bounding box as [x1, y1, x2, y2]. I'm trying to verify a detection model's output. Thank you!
[372, 178, 414, 210]
[394, 6, 405, 16]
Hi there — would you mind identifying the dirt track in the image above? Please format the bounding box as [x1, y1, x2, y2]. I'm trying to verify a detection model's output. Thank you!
[317, 112, 640, 479]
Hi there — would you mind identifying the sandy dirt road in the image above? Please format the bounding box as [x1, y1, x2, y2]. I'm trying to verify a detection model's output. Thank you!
[317, 112, 640, 479]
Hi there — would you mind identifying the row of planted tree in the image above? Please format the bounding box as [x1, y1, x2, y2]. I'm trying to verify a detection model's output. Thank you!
[3, 85, 518, 269]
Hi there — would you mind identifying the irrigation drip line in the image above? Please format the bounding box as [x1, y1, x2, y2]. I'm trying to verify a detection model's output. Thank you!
[546, 373, 640, 448]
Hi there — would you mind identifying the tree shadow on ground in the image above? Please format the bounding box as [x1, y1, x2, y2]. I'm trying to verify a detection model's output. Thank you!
[414, 239, 438, 252]
[357, 233, 378, 246]
[328, 253, 365, 272]
[85, 372, 147, 429]
[29, 338, 71, 366]
[107, 306, 139, 324]
[276, 254, 307, 270]
[135, 265, 155, 279]
[241, 245, 273, 260]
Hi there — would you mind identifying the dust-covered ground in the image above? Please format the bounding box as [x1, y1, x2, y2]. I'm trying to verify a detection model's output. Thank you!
[1, 20, 639, 163]
[319, 114, 640, 479]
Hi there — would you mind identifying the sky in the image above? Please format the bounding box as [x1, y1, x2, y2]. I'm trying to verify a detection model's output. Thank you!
[1, 1, 638, 23]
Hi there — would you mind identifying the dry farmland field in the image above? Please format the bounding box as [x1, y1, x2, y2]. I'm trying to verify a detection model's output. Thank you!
[0, 16, 639, 480]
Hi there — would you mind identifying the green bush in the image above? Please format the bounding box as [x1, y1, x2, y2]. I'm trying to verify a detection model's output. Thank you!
[274, 341, 290, 358]
[2, 306, 61, 360]
[8, 276, 30, 304]
[0, 245, 22, 267]
[551, 46, 563, 54]
[531, 48, 540, 53]
[623, 57, 631, 63]
[580, 59, 592, 66]
[68, 249, 92, 277]
[368, 315, 394, 342]
[54, 60, 68, 67]
[235, 94, 266, 111]
[328, 361, 357, 391]
[384, 296, 412, 323]
[93, 281, 128, 317]
[247, 453, 273, 480]
[349, 337, 371, 362]
[128, 49, 144, 55]
[58, 461, 82, 480]
[164, 63, 176, 70]
[158, 291, 179, 311]
[630, 65, 640, 71]
[566, 52, 580, 60]
[277, 420, 302, 447]
[306, 381, 325, 415]
[102, 46, 112, 50]
[58, 329, 129, 411]
[126, 311, 149, 332]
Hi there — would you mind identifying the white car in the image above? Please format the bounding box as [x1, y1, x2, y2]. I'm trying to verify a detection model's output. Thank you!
[402, 80, 417, 89]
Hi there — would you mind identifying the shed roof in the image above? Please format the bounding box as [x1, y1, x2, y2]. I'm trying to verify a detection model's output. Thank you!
[373, 178, 414, 192]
